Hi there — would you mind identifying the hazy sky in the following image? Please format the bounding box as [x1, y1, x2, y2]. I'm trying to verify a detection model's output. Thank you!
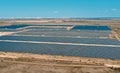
[0, 0, 120, 18]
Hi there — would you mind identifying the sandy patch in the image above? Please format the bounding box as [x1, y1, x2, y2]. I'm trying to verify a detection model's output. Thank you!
[0, 32, 14, 36]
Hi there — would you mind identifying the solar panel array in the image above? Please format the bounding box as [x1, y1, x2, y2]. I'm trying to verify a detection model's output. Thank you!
[0, 24, 120, 59]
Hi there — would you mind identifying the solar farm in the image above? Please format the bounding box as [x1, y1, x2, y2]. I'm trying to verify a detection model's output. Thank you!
[0, 24, 120, 59]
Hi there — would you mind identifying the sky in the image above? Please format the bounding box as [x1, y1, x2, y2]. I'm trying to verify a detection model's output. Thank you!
[0, 0, 120, 18]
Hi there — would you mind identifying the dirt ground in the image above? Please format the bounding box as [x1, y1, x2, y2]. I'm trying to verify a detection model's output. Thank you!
[0, 52, 120, 73]
[0, 61, 117, 73]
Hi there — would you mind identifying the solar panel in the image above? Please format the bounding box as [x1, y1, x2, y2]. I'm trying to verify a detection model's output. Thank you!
[71, 25, 111, 31]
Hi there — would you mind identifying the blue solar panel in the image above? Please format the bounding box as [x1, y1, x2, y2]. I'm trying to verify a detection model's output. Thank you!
[72, 25, 111, 31]
[0, 42, 120, 59]
[0, 24, 29, 29]
[0, 36, 120, 45]
[0, 29, 19, 32]
[15, 30, 111, 37]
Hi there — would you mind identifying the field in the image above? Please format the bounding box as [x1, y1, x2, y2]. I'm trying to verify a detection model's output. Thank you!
[0, 19, 120, 73]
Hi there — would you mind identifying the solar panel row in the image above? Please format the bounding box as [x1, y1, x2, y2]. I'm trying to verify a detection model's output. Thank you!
[0, 36, 119, 45]
[0, 42, 120, 59]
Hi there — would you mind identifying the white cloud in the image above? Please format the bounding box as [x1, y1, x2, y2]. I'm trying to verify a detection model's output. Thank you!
[111, 8, 117, 11]
[53, 11, 59, 14]
[97, 8, 120, 16]
[100, 8, 119, 14]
